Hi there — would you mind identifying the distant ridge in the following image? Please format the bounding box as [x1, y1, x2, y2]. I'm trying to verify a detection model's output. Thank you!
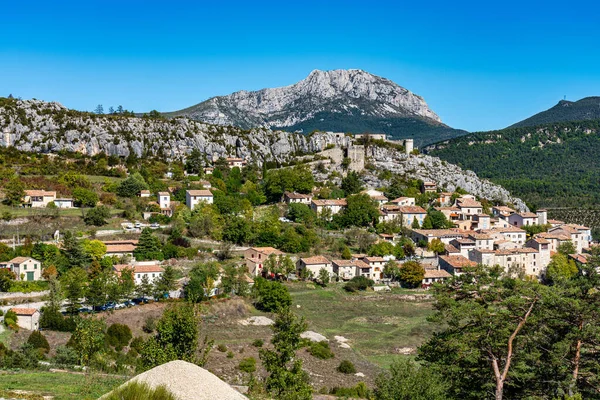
[510, 96, 600, 128]
[166, 69, 468, 146]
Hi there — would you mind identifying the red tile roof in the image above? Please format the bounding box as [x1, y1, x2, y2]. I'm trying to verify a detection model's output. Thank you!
[439, 255, 477, 269]
[11, 308, 38, 316]
[300, 256, 330, 265]
[187, 189, 213, 196]
[398, 206, 427, 214]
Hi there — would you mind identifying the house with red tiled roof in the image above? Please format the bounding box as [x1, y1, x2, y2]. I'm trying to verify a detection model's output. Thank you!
[422, 181, 437, 193]
[158, 191, 172, 217]
[508, 212, 539, 228]
[311, 199, 347, 218]
[23, 190, 56, 208]
[437, 192, 453, 206]
[422, 268, 452, 288]
[245, 247, 286, 277]
[438, 255, 477, 276]
[186, 189, 213, 210]
[455, 198, 483, 220]
[296, 256, 332, 278]
[0, 257, 42, 281]
[390, 197, 415, 207]
[10, 308, 40, 330]
[114, 263, 164, 285]
[332, 259, 370, 280]
[283, 192, 313, 205]
[470, 247, 547, 277]
[361, 256, 386, 281]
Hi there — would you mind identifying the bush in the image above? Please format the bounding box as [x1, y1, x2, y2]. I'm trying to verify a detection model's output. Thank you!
[343, 276, 374, 292]
[106, 323, 132, 351]
[143, 316, 156, 333]
[104, 381, 177, 400]
[226, 351, 234, 359]
[308, 341, 334, 359]
[40, 308, 76, 332]
[27, 331, 50, 354]
[217, 344, 228, 352]
[130, 337, 144, 353]
[252, 339, 264, 348]
[330, 382, 370, 398]
[3, 310, 17, 329]
[238, 357, 257, 373]
[53, 345, 79, 366]
[338, 359, 357, 374]
[83, 206, 111, 226]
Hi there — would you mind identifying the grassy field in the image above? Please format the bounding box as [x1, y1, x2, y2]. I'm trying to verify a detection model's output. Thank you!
[0, 371, 127, 400]
[287, 283, 437, 367]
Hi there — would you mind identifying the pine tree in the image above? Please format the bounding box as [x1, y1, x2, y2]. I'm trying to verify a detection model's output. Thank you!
[134, 228, 164, 261]
[154, 265, 177, 298]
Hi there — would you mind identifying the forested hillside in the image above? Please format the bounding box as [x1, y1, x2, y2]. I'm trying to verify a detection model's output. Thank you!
[426, 120, 600, 208]
[510, 97, 600, 128]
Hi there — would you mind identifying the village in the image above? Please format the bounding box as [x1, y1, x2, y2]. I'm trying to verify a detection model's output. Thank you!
[1, 132, 595, 333]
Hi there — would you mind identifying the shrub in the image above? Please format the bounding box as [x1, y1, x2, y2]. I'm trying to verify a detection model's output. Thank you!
[130, 336, 144, 353]
[53, 345, 79, 366]
[217, 344, 228, 352]
[238, 357, 257, 373]
[338, 359, 357, 374]
[330, 382, 370, 398]
[226, 351, 234, 359]
[106, 323, 132, 351]
[343, 276, 374, 292]
[3, 309, 17, 330]
[40, 308, 76, 332]
[308, 341, 334, 359]
[27, 331, 50, 354]
[252, 339, 264, 348]
[143, 316, 156, 333]
[104, 381, 177, 400]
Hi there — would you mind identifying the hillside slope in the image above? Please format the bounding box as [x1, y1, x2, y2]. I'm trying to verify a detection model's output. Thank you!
[166, 69, 468, 147]
[426, 120, 600, 207]
[510, 97, 600, 128]
[0, 97, 524, 207]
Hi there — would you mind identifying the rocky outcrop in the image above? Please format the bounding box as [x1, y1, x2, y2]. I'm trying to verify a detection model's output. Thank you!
[0, 98, 527, 209]
[167, 69, 442, 127]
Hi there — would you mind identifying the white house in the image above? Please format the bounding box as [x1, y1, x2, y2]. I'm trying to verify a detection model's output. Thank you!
[186, 189, 213, 210]
[437, 192, 453, 206]
[332, 259, 369, 280]
[296, 256, 333, 278]
[114, 263, 164, 285]
[422, 182, 437, 193]
[422, 268, 452, 288]
[0, 257, 42, 281]
[361, 256, 386, 281]
[311, 199, 347, 217]
[23, 190, 56, 208]
[455, 198, 483, 220]
[158, 191, 172, 216]
[508, 212, 539, 227]
[283, 192, 313, 205]
[103, 239, 138, 258]
[390, 197, 415, 206]
[138, 190, 151, 198]
[10, 308, 40, 330]
[226, 157, 246, 168]
[439, 255, 478, 276]
[54, 198, 74, 208]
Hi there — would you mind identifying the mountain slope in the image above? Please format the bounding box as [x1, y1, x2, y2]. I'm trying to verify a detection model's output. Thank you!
[166, 69, 468, 147]
[0, 97, 523, 207]
[510, 97, 600, 128]
[426, 120, 600, 208]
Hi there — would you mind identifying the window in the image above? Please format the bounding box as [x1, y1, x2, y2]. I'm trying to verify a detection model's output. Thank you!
[24, 265, 27, 270]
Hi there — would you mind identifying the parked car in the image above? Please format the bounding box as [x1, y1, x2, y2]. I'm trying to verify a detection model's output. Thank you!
[77, 307, 92, 314]
[134, 222, 142, 228]
[150, 222, 160, 229]
[123, 300, 135, 307]
[132, 297, 148, 305]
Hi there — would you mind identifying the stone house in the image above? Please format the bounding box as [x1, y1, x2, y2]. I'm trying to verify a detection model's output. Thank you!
[11, 308, 40, 330]
[283, 192, 313, 205]
[296, 256, 333, 278]
[23, 190, 56, 208]
[311, 199, 347, 217]
[245, 247, 285, 277]
[114, 263, 164, 285]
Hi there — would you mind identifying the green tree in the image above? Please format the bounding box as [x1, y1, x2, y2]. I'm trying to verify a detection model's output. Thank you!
[134, 228, 164, 261]
[220, 264, 250, 296]
[61, 267, 88, 314]
[341, 246, 352, 260]
[82, 206, 111, 226]
[411, 217, 421, 229]
[0, 268, 15, 291]
[117, 174, 149, 197]
[3, 178, 25, 206]
[221, 216, 251, 245]
[374, 359, 449, 400]
[286, 203, 315, 224]
[318, 268, 330, 287]
[418, 267, 545, 400]
[73, 188, 99, 207]
[27, 331, 50, 354]
[398, 261, 425, 288]
[383, 260, 401, 281]
[106, 323, 132, 351]
[558, 240, 577, 256]
[368, 241, 395, 256]
[154, 265, 177, 298]
[185, 262, 220, 302]
[70, 317, 106, 365]
[428, 209, 452, 229]
[421, 215, 434, 229]
[259, 307, 312, 400]
[60, 231, 91, 271]
[136, 274, 153, 299]
[336, 193, 379, 227]
[545, 253, 578, 284]
[140, 303, 200, 369]
[252, 278, 292, 312]
[341, 171, 363, 195]
[427, 238, 445, 255]
[185, 148, 204, 174]
[82, 239, 107, 261]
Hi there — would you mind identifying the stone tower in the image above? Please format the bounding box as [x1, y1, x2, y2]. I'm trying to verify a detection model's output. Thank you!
[404, 139, 414, 155]
[536, 209, 547, 225]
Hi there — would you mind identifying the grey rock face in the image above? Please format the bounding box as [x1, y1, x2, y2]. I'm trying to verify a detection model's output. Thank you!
[0, 99, 526, 210]
[168, 69, 441, 128]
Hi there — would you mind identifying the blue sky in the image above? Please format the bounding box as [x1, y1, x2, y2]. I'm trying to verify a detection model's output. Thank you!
[2, 0, 600, 131]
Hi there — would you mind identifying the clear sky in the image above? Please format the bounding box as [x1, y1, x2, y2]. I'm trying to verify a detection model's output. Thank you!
[2, 0, 600, 132]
